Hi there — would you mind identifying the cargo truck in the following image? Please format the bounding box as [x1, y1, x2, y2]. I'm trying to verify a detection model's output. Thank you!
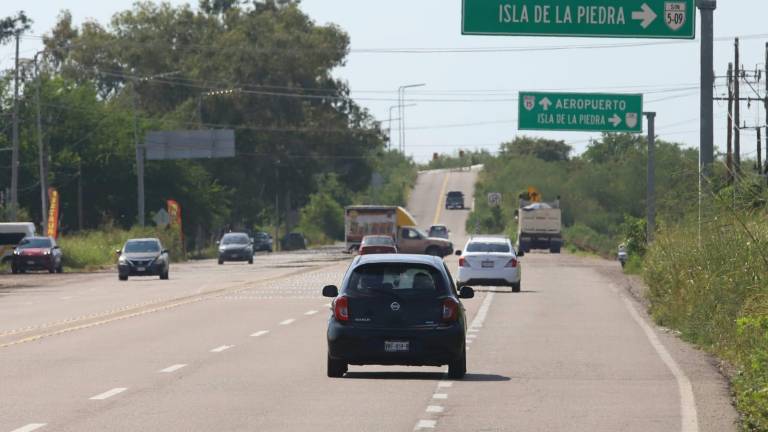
[344, 206, 453, 257]
[516, 197, 562, 254]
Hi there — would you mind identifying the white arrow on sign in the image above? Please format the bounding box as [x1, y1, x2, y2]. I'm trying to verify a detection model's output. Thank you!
[609, 114, 622, 128]
[539, 97, 552, 111]
[632, 3, 657, 29]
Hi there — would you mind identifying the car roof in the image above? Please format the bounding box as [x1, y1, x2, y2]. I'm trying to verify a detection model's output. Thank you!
[126, 238, 160, 242]
[429, 224, 447, 228]
[223, 232, 248, 236]
[467, 236, 510, 243]
[354, 254, 443, 266]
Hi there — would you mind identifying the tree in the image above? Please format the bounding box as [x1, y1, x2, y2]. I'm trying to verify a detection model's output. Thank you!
[500, 136, 572, 162]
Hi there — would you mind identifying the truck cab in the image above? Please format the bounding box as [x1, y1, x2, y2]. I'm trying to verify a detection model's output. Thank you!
[397, 226, 453, 257]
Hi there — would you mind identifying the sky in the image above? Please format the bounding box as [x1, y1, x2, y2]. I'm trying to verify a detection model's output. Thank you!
[8, 1, 768, 162]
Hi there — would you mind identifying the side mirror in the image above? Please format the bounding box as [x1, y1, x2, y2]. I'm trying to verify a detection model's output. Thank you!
[455, 250, 462, 256]
[322, 285, 339, 298]
[458, 286, 475, 299]
[53, 245, 60, 249]
[215, 241, 220, 245]
[162, 249, 170, 254]
[115, 250, 122, 256]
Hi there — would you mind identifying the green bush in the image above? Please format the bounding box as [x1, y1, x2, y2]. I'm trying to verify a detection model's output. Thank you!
[58, 226, 185, 270]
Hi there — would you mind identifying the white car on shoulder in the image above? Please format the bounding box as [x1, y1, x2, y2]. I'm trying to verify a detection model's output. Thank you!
[455, 236, 523, 292]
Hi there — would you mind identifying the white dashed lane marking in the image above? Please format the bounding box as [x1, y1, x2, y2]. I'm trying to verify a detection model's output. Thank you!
[210, 345, 233, 353]
[279, 319, 295, 325]
[250, 330, 269, 337]
[159, 364, 187, 373]
[426, 405, 444, 413]
[10, 424, 47, 432]
[414, 419, 437, 430]
[437, 381, 453, 388]
[304, 310, 318, 316]
[432, 393, 448, 400]
[89, 387, 127, 400]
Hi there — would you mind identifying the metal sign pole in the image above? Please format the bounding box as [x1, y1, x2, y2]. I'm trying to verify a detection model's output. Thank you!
[644, 112, 656, 243]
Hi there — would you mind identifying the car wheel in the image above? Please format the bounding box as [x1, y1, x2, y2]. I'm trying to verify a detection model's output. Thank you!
[56, 264, 64, 273]
[11, 264, 18, 274]
[448, 348, 467, 379]
[119, 275, 128, 281]
[218, 258, 224, 265]
[160, 270, 169, 280]
[327, 353, 347, 378]
[248, 256, 254, 264]
[511, 282, 521, 293]
[426, 246, 441, 256]
[550, 245, 561, 254]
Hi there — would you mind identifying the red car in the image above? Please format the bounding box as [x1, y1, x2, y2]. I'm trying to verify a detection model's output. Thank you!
[11, 236, 63, 274]
[358, 235, 398, 255]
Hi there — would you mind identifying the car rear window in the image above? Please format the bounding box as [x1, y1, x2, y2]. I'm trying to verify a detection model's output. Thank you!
[346, 263, 447, 297]
[466, 242, 510, 253]
[362, 236, 394, 246]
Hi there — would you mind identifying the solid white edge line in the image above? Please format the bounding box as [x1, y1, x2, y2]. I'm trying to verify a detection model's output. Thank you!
[414, 419, 437, 430]
[279, 319, 296, 325]
[10, 424, 47, 432]
[250, 330, 269, 337]
[89, 387, 127, 400]
[621, 296, 699, 432]
[159, 364, 187, 373]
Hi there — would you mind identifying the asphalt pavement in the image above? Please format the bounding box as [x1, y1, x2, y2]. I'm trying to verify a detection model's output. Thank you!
[0, 166, 737, 432]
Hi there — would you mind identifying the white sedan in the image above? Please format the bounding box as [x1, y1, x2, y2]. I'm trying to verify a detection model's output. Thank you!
[455, 236, 523, 292]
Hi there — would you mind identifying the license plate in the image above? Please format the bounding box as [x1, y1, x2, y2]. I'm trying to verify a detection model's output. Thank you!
[27, 260, 35, 265]
[384, 341, 409, 352]
[136, 267, 146, 272]
[482, 261, 494, 268]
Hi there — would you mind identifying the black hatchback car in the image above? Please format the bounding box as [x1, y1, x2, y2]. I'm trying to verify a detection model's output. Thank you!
[445, 191, 465, 210]
[323, 254, 474, 379]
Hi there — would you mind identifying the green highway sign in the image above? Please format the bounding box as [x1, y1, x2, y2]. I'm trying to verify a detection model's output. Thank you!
[518, 92, 643, 133]
[462, 0, 695, 39]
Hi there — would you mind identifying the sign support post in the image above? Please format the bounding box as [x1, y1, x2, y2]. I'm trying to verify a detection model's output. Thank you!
[645, 112, 656, 243]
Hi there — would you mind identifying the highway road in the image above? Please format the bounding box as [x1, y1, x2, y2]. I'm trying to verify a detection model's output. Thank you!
[0, 167, 737, 432]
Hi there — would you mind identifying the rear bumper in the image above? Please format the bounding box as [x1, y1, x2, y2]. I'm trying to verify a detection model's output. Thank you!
[327, 321, 465, 366]
[458, 267, 519, 285]
[518, 234, 562, 249]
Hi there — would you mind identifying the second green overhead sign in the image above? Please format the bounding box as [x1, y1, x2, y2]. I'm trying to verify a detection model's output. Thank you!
[462, 0, 695, 39]
[518, 92, 644, 133]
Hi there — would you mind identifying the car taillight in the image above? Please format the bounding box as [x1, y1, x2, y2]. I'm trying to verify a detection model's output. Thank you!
[505, 258, 518, 268]
[442, 298, 459, 322]
[334, 296, 349, 321]
[459, 257, 470, 267]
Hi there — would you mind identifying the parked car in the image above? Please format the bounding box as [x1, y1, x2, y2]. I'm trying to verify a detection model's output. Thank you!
[253, 231, 273, 252]
[358, 235, 397, 255]
[11, 236, 63, 274]
[456, 236, 522, 292]
[428, 224, 450, 239]
[218, 232, 254, 264]
[323, 254, 475, 379]
[117, 238, 169, 281]
[445, 191, 465, 210]
[281, 232, 307, 251]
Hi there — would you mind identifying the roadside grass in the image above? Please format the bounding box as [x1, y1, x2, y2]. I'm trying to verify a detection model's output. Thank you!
[58, 227, 185, 270]
[644, 213, 768, 431]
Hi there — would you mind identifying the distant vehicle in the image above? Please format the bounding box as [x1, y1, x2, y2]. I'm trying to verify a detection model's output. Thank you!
[345, 206, 453, 257]
[253, 231, 273, 252]
[445, 191, 465, 210]
[11, 236, 63, 274]
[456, 236, 523, 293]
[428, 224, 450, 239]
[517, 193, 562, 254]
[323, 254, 475, 379]
[358, 235, 397, 255]
[117, 238, 169, 281]
[0, 222, 36, 263]
[282, 232, 308, 251]
[217, 232, 254, 265]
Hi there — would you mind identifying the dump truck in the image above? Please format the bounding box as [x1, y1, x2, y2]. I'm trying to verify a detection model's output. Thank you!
[344, 206, 453, 257]
[516, 194, 562, 254]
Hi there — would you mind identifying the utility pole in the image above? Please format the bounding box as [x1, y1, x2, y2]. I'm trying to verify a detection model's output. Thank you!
[698, 0, 716, 179]
[645, 112, 656, 243]
[77, 161, 83, 231]
[34, 51, 48, 228]
[734, 37, 741, 174]
[132, 77, 145, 227]
[726, 62, 734, 182]
[758, 128, 763, 174]
[765, 42, 768, 177]
[10, 32, 20, 220]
